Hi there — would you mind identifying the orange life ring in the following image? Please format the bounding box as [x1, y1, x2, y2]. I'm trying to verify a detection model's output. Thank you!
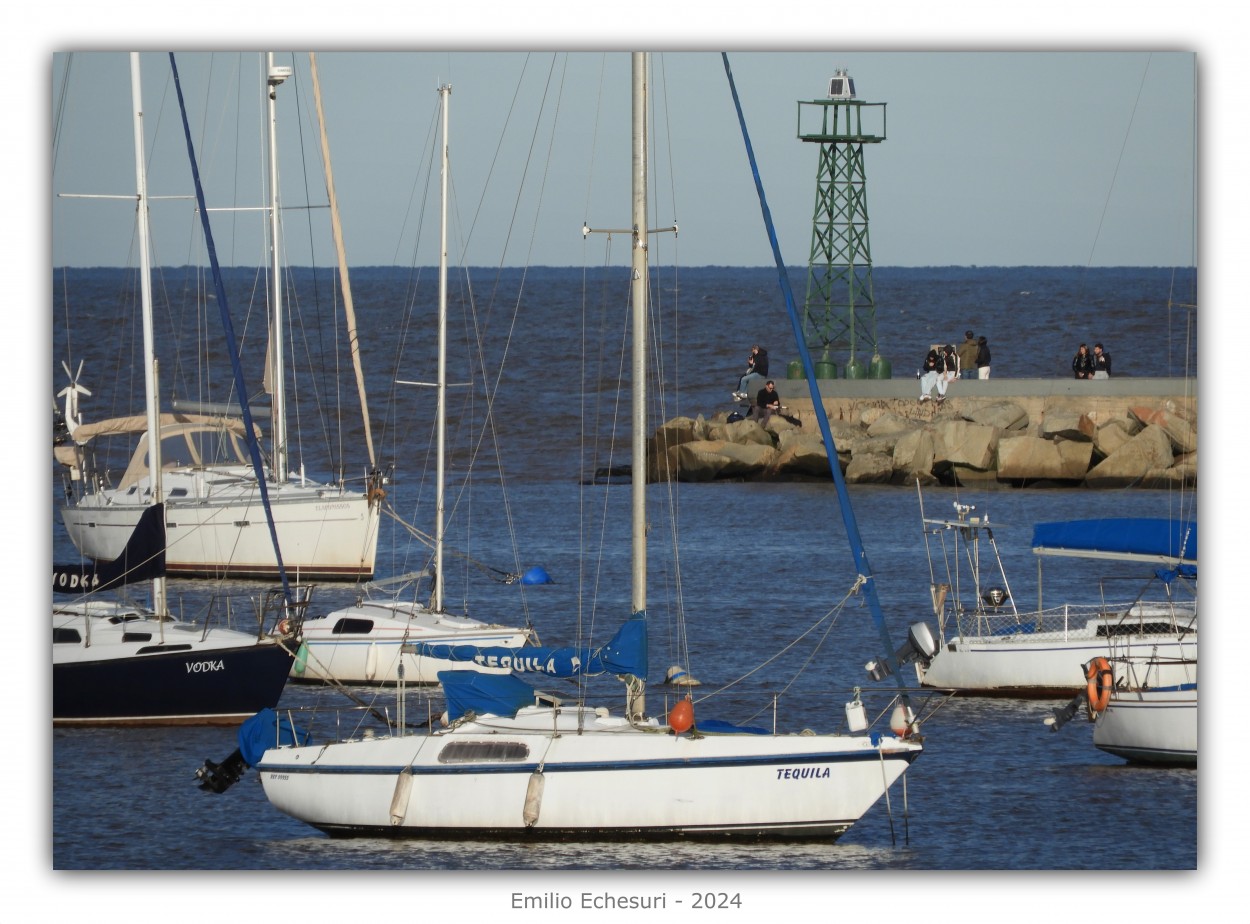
[276, 618, 291, 637]
[1085, 656, 1113, 714]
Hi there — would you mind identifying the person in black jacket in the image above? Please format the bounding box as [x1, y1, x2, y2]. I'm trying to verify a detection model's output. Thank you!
[1072, 343, 1095, 379]
[733, 344, 770, 400]
[754, 379, 782, 424]
[919, 345, 945, 402]
[941, 343, 960, 386]
[976, 335, 992, 379]
[1092, 343, 1111, 378]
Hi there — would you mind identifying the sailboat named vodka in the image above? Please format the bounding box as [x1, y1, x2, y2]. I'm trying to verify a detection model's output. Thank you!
[53, 54, 294, 726]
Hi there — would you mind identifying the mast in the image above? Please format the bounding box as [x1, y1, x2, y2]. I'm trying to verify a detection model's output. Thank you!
[628, 52, 649, 718]
[434, 83, 450, 613]
[266, 53, 290, 483]
[630, 52, 648, 620]
[308, 52, 375, 469]
[130, 52, 166, 618]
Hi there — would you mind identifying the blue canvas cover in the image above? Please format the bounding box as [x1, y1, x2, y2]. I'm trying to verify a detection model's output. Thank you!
[412, 614, 648, 681]
[53, 502, 167, 594]
[440, 670, 542, 721]
[237, 707, 309, 766]
[1032, 518, 1196, 565]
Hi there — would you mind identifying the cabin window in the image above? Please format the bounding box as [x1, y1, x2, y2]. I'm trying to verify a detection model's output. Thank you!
[438, 741, 530, 763]
[122, 632, 153, 643]
[331, 618, 374, 635]
[167, 488, 188, 498]
[135, 644, 193, 654]
[53, 628, 82, 644]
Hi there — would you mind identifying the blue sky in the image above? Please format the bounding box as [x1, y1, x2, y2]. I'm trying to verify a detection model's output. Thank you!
[50, 49, 1195, 269]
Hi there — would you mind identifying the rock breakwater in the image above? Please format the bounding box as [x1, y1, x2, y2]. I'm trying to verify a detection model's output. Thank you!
[646, 387, 1196, 489]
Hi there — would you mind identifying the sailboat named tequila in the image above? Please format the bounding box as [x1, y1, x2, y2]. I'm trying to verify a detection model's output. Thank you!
[203, 55, 926, 840]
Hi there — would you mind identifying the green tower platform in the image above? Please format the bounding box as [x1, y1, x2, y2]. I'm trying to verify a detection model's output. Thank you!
[797, 69, 890, 379]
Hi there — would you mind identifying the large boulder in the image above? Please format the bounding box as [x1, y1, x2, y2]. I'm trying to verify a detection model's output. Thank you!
[1040, 411, 1096, 442]
[866, 411, 918, 438]
[845, 451, 895, 484]
[933, 419, 999, 470]
[673, 441, 735, 482]
[711, 441, 779, 478]
[1092, 418, 1137, 459]
[966, 402, 1030, 431]
[893, 428, 937, 481]
[1085, 424, 1175, 488]
[997, 435, 1093, 483]
[1128, 405, 1197, 454]
[773, 431, 832, 477]
[708, 416, 775, 447]
[838, 433, 900, 458]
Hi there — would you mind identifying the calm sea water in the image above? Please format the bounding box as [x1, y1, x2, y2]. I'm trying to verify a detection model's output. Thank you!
[48, 267, 1201, 890]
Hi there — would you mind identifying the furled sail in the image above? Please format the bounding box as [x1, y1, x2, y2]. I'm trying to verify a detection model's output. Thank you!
[53, 502, 166, 593]
[410, 615, 647, 680]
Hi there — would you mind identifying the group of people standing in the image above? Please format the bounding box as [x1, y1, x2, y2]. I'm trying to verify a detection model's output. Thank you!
[731, 333, 1111, 415]
[919, 330, 990, 402]
[1072, 342, 1111, 379]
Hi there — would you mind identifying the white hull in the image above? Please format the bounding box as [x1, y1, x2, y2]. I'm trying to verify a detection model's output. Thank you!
[1093, 686, 1197, 764]
[62, 467, 380, 580]
[292, 601, 533, 684]
[917, 626, 1196, 695]
[258, 705, 920, 838]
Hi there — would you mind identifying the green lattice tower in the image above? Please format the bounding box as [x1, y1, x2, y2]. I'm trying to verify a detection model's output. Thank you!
[797, 70, 888, 378]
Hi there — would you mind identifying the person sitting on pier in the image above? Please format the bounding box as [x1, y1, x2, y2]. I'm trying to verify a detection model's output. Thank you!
[919, 345, 947, 403]
[942, 344, 960, 385]
[733, 344, 769, 401]
[755, 379, 782, 424]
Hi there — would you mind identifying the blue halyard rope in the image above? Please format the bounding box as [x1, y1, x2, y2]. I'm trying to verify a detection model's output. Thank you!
[168, 52, 292, 605]
[721, 53, 908, 701]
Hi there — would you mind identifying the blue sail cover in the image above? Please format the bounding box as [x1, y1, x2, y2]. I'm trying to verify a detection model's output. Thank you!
[237, 707, 309, 767]
[412, 614, 647, 680]
[440, 671, 542, 721]
[1032, 518, 1197, 565]
[53, 502, 166, 594]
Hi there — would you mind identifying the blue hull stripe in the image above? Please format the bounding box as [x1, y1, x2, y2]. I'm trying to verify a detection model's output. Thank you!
[261, 747, 918, 777]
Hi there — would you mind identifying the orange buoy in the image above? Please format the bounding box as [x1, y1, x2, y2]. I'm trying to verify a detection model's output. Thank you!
[1085, 656, 1114, 714]
[275, 618, 291, 637]
[668, 698, 694, 734]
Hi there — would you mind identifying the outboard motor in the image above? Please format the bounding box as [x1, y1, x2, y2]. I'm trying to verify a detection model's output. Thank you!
[196, 708, 307, 795]
[865, 621, 940, 680]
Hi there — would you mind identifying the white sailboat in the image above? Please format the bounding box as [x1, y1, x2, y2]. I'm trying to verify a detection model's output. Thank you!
[289, 84, 534, 685]
[55, 53, 382, 582]
[911, 493, 1197, 696]
[220, 56, 924, 840]
[1086, 654, 1197, 765]
[53, 54, 293, 726]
